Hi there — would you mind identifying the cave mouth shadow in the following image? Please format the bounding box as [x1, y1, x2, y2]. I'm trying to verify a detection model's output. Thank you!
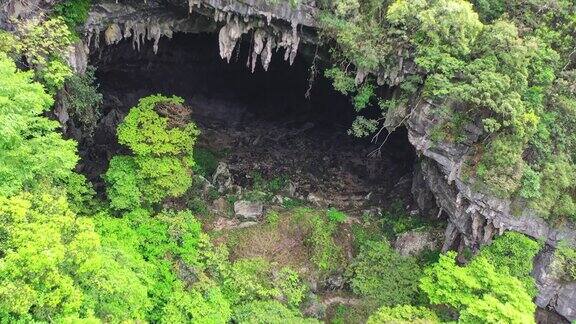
[86, 31, 416, 201]
[91, 32, 356, 127]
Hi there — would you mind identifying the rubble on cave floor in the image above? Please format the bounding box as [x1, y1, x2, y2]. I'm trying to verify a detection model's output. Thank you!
[192, 115, 416, 218]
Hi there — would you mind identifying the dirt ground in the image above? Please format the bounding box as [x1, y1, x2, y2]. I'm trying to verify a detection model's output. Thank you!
[194, 115, 415, 217]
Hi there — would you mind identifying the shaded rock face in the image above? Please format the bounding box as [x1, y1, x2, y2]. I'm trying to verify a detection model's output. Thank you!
[79, 0, 318, 73]
[394, 229, 442, 257]
[407, 101, 576, 250]
[533, 248, 576, 322]
[406, 101, 576, 321]
[0, 0, 56, 29]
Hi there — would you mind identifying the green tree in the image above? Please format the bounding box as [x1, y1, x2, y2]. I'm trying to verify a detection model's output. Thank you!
[60, 66, 103, 138]
[347, 240, 422, 308]
[105, 95, 199, 210]
[9, 17, 74, 93]
[232, 300, 320, 324]
[0, 53, 78, 197]
[420, 251, 536, 323]
[93, 208, 229, 322]
[0, 194, 100, 321]
[52, 0, 92, 32]
[478, 231, 542, 296]
[160, 279, 231, 324]
[367, 305, 439, 324]
[221, 258, 279, 306]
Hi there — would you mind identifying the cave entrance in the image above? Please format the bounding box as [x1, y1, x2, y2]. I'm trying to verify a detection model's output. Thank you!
[87, 31, 416, 212]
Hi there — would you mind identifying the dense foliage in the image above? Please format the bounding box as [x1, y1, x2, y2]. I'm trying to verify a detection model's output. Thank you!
[60, 66, 103, 138]
[420, 251, 536, 323]
[366, 305, 439, 324]
[347, 240, 422, 307]
[104, 95, 199, 210]
[477, 231, 542, 296]
[321, 0, 576, 221]
[0, 53, 78, 197]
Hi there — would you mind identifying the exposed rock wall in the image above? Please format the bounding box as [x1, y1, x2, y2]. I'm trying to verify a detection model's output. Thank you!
[533, 247, 576, 321]
[81, 0, 317, 72]
[0, 0, 56, 29]
[406, 99, 576, 321]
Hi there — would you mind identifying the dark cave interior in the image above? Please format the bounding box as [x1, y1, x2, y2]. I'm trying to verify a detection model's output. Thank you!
[91, 32, 355, 125]
[85, 31, 416, 206]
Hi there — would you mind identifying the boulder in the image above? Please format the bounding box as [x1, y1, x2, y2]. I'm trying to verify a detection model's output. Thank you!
[324, 274, 345, 291]
[212, 162, 233, 193]
[394, 229, 442, 257]
[306, 192, 325, 206]
[211, 197, 229, 215]
[233, 200, 263, 220]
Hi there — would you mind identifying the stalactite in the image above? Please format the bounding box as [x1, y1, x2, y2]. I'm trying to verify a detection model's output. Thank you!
[87, 2, 309, 72]
[104, 23, 122, 45]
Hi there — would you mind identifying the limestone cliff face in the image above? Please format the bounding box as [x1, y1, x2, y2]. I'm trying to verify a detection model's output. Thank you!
[81, 0, 318, 72]
[0, 0, 55, 29]
[3, 0, 575, 321]
[406, 100, 576, 321]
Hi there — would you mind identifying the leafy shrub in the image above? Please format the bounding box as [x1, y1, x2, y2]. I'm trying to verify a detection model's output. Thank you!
[420, 252, 536, 323]
[61, 66, 103, 137]
[367, 305, 439, 324]
[282, 197, 306, 209]
[12, 17, 73, 67]
[275, 267, 308, 309]
[379, 201, 432, 240]
[9, 17, 74, 92]
[295, 208, 344, 272]
[187, 197, 209, 216]
[475, 135, 525, 197]
[327, 207, 347, 223]
[93, 209, 223, 322]
[63, 172, 97, 215]
[0, 194, 101, 321]
[192, 147, 219, 177]
[477, 231, 542, 296]
[252, 171, 288, 193]
[104, 156, 142, 210]
[551, 242, 576, 282]
[519, 167, 542, 199]
[39, 58, 73, 94]
[266, 210, 281, 226]
[232, 300, 320, 324]
[52, 0, 91, 31]
[160, 280, 231, 324]
[105, 95, 199, 210]
[222, 258, 279, 305]
[0, 53, 78, 197]
[267, 176, 288, 193]
[347, 240, 422, 308]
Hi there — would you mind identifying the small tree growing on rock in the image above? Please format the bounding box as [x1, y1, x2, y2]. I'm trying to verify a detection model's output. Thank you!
[105, 95, 199, 210]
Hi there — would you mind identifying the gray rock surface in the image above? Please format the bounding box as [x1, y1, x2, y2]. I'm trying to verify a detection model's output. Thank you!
[394, 229, 442, 257]
[212, 162, 233, 193]
[233, 200, 263, 220]
[533, 248, 576, 321]
[405, 100, 576, 321]
[211, 197, 229, 215]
